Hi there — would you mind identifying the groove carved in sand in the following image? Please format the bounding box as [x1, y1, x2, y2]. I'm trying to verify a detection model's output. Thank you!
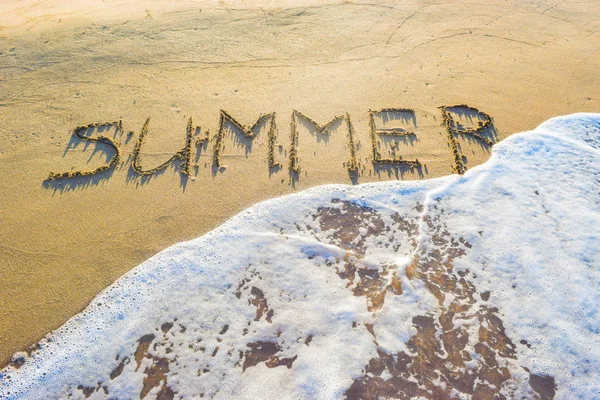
[45, 105, 497, 184]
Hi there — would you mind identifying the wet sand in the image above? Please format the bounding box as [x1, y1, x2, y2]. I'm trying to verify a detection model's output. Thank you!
[0, 0, 598, 366]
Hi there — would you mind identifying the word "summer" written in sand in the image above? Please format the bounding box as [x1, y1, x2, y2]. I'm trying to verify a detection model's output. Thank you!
[46, 104, 496, 182]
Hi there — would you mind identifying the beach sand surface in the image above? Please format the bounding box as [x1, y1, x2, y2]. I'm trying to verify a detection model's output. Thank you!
[0, 0, 598, 366]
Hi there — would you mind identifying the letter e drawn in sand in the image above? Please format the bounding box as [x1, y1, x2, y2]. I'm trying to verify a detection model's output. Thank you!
[369, 108, 423, 177]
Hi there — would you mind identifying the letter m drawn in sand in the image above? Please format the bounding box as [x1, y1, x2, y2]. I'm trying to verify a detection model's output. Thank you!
[289, 110, 358, 174]
[213, 110, 278, 169]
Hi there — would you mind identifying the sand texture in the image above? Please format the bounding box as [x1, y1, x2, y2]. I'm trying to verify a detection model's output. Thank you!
[0, 0, 598, 367]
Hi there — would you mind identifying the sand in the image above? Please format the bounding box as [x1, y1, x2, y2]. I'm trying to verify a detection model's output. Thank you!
[0, 0, 598, 367]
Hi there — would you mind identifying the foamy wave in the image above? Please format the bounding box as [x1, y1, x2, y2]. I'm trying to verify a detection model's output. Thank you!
[1, 114, 599, 399]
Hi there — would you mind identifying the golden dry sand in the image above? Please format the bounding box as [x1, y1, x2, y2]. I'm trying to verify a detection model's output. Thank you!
[0, 0, 598, 366]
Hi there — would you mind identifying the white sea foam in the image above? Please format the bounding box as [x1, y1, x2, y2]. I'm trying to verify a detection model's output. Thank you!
[1, 113, 599, 399]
